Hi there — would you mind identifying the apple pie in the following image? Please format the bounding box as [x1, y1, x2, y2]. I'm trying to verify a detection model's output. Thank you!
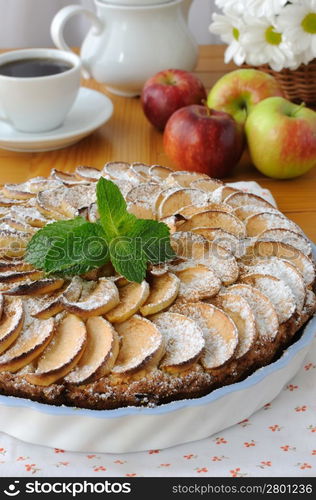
[0, 163, 315, 410]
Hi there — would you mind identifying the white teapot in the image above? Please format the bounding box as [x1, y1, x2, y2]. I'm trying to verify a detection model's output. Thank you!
[51, 0, 198, 97]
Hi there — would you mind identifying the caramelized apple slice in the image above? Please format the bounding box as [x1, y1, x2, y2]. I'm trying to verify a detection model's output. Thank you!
[151, 312, 205, 372]
[246, 212, 302, 237]
[0, 228, 30, 258]
[106, 280, 150, 323]
[130, 162, 151, 181]
[64, 317, 119, 384]
[191, 228, 240, 255]
[234, 205, 281, 221]
[180, 210, 246, 237]
[175, 264, 221, 301]
[0, 317, 54, 373]
[126, 182, 161, 207]
[245, 240, 315, 286]
[240, 273, 296, 323]
[9, 206, 49, 228]
[140, 272, 180, 316]
[50, 168, 88, 186]
[127, 202, 155, 220]
[212, 293, 256, 359]
[0, 297, 24, 354]
[258, 228, 312, 257]
[172, 232, 239, 285]
[0, 269, 43, 284]
[190, 178, 223, 193]
[112, 315, 165, 376]
[3, 182, 36, 200]
[75, 165, 101, 182]
[159, 188, 209, 218]
[62, 278, 119, 319]
[149, 164, 173, 181]
[26, 314, 86, 386]
[227, 284, 279, 340]
[211, 186, 240, 202]
[166, 171, 209, 188]
[241, 257, 306, 312]
[170, 301, 238, 370]
[225, 191, 275, 209]
[102, 161, 131, 180]
[5, 278, 64, 296]
[0, 260, 33, 273]
[179, 202, 233, 218]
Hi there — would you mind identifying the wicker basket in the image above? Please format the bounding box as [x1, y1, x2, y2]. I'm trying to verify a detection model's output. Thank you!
[244, 59, 316, 109]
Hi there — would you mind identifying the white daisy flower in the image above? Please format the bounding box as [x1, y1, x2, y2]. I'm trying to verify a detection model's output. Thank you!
[245, 0, 288, 17]
[210, 13, 246, 65]
[276, 0, 316, 58]
[215, 0, 245, 15]
[240, 16, 295, 71]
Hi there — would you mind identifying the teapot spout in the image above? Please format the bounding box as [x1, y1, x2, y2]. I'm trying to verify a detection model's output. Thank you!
[182, 0, 193, 22]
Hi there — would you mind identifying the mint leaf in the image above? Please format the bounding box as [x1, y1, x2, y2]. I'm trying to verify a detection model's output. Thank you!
[25, 217, 88, 269]
[45, 222, 109, 276]
[109, 236, 147, 283]
[130, 219, 176, 264]
[96, 177, 128, 240]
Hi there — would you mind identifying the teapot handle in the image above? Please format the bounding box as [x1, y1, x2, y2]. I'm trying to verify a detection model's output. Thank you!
[50, 5, 103, 79]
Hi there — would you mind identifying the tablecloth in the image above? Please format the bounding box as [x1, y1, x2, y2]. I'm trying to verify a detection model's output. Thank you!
[0, 182, 315, 478]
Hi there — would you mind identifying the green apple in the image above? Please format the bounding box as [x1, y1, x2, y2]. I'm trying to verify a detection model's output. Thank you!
[245, 97, 316, 179]
[207, 69, 283, 126]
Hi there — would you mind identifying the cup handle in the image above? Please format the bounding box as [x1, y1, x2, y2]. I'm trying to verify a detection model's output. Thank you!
[50, 5, 103, 79]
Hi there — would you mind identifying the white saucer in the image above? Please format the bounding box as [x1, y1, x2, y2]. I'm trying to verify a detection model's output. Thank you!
[0, 88, 113, 152]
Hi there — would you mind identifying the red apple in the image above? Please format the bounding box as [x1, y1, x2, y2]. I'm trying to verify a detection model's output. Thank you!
[163, 105, 244, 177]
[141, 69, 207, 131]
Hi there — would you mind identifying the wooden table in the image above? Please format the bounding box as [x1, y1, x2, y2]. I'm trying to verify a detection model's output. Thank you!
[0, 45, 315, 240]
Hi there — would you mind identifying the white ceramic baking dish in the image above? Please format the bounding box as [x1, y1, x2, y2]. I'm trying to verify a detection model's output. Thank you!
[0, 249, 315, 453]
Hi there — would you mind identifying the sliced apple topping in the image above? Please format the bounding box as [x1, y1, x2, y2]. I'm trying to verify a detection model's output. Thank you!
[241, 257, 306, 312]
[25, 314, 86, 386]
[257, 228, 312, 257]
[0, 269, 43, 284]
[175, 264, 221, 301]
[130, 162, 151, 181]
[4, 278, 64, 296]
[3, 182, 36, 200]
[191, 228, 240, 255]
[179, 202, 233, 218]
[245, 241, 315, 286]
[0, 260, 33, 273]
[158, 188, 210, 218]
[105, 281, 150, 323]
[180, 210, 246, 237]
[170, 301, 238, 370]
[227, 284, 279, 341]
[240, 273, 296, 323]
[211, 186, 240, 203]
[225, 191, 275, 209]
[212, 293, 256, 359]
[127, 202, 155, 220]
[75, 165, 101, 182]
[64, 316, 119, 384]
[165, 171, 209, 188]
[151, 312, 205, 372]
[245, 212, 302, 237]
[37, 186, 68, 219]
[9, 206, 49, 228]
[102, 161, 131, 180]
[233, 205, 282, 221]
[140, 272, 180, 316]
[0, 297, 24, 354]
[172, 232, 239, 285]
[149, 164, 173, 181]
[0, 228, 30, 258]
[62, 278, 119, 319]
[0, 216, 36, 234]
[0, 316, 54, 373]
[50, 168, 88, 186]
[112, 315, 165, 376]
[190, 178, 223, 193]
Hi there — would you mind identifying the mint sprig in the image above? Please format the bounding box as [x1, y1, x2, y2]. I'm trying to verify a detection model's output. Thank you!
[25, 177, 176, 283]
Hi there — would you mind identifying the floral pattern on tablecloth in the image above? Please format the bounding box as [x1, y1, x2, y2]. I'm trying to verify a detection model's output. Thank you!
[0, 183, 315, 477]
[0, 336, 315, 478]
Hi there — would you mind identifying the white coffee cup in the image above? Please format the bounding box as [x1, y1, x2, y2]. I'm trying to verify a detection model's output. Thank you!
[0, 48, 81, 133]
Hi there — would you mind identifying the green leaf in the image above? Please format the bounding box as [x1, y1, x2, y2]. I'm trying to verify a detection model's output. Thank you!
[130, 219, 176, 264]
[96, 177, 128, 240]
[25, 217, 88, 269]
[109, 236, 147, 283]
[45, 222, 109, 276]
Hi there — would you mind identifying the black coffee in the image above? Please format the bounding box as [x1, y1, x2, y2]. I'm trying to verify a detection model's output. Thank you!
[0, 58, 73, 78]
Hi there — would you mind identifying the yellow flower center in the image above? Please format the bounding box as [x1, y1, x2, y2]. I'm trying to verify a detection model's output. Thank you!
[233, 27, 240, 41]
[301, 13, 316, 34]
[265, 26, 282, 45]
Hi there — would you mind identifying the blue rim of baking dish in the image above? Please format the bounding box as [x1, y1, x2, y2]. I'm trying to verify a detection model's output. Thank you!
[0, 244, 315, 419]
